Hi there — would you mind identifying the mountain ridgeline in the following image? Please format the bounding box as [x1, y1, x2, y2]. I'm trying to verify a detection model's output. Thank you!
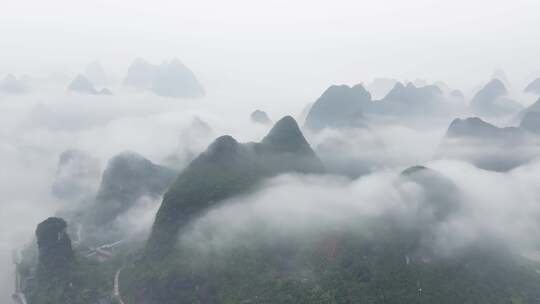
[304, 82, 452, 132]
[145, 116, 324, 258]
[68, 74, 112, 95]
[436, 116, 539, 171]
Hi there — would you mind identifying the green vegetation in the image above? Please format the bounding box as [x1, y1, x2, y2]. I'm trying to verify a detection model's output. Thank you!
[123, 219, 540, 304]
[23, 218, 142, 304]
[27, 253, 117, 304]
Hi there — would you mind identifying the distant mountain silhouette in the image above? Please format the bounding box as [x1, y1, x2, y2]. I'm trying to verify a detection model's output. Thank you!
[524, 78, 540, 94]
[304, 84, 370, 131]
[379, 82, 444, 114]
[0, 73, 27, 94]
[470, 79, 522, 117]
[445, 117, 521, 139]
[152, 59, 204, 98]
[449, 89, 465, 99]
[304, 82, 455, 131]
[250, 109, 272, 124]
[98, 87, 112, 95]
[436, 117, 536, 171]
[123, 58, 157, 88]
[68, 74, 99, 94]
[124, 58, 204, 98]
[67, 74, 113, 96]
[491, 69, 512, 90]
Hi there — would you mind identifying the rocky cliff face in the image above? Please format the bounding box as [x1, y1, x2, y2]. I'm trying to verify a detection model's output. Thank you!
[36, 217, 74, 279]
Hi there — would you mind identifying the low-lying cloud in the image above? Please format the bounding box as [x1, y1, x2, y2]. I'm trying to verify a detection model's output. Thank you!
[180, 160, 540, 261]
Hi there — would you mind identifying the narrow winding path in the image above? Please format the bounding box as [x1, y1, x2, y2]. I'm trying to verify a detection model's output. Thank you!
[113, 267, 126, 304]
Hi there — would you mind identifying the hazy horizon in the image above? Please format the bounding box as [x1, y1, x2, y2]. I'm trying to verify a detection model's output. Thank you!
[2, 0, 540, 97]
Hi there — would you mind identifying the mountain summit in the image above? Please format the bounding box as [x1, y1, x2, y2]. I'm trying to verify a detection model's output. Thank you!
[250, 109, 272, 124]
[68, 74, 99, 94]
[470, 79, 522, 117]
[262, 116, 312, 153]
[146, 116, 323, 258]
[123, 58, 204, 98]
[304, 84, 370, 131]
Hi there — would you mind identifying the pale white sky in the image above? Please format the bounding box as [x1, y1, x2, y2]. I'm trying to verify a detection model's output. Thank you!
[1, 0, 539, 92]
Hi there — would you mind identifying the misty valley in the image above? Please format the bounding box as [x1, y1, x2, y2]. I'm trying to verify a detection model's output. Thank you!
[4, 59, 540, 304]
[3, 2, 540, 302]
